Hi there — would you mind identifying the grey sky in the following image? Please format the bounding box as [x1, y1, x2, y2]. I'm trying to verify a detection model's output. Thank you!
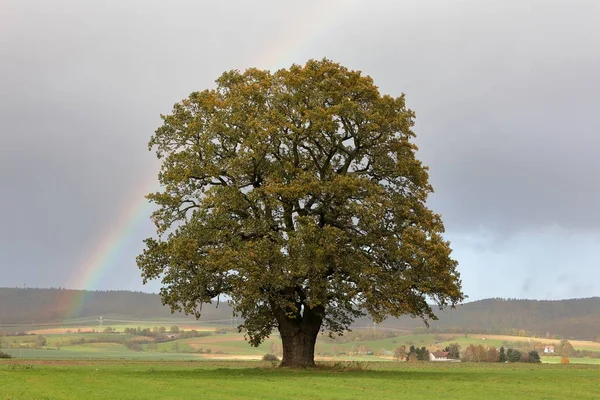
[1, 0, 599, 300]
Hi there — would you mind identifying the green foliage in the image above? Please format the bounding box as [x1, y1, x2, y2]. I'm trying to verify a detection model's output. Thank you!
[558, 339, 575, 358]
[0, 351, 11, 359]
[528, 350, 541, 363]
[507, 348, 522, 363]
[406, 345, 429, 361]
[444, 343, 461, 359]
[34, 335, 47, 348]
[498, 346, 507, 363]
[137, 58, 463, 359]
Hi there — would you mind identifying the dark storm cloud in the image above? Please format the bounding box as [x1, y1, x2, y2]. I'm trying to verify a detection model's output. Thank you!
[316, 0, 600, 235]
[1, 0, 599, 299]
[0, 0, 347, 288]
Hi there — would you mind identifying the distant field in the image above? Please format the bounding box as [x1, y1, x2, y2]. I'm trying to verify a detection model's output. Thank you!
[2, 321, 599, 365]
[542, 357, 600, 365]
[1, 348, 200, 360]
[466, 334, 600, 352]
[1, 360, 599, 400]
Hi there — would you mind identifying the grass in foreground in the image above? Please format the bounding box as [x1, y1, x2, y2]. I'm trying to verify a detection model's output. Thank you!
[1, 360, 599, 400]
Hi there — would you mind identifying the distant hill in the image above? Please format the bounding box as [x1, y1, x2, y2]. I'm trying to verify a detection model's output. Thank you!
[371, 297, 600, 341]
[1, 288, 598, 341]
[0, 287, 232, 326]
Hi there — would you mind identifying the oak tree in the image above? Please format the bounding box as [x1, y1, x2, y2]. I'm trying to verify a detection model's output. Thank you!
[137, 59, 463, 367]
[394, 345, 407, 362]
[444, 343, 461, 359]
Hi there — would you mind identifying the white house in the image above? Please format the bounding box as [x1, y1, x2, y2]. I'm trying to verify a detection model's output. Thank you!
[429, 351, 450, 361]
[543, 346, 555, 353]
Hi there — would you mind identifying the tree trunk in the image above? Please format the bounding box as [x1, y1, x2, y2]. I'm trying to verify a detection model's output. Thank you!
[276, 306, 323, 368]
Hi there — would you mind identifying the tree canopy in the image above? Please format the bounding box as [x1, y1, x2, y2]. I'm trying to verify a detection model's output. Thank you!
[137, 59, 463, 366]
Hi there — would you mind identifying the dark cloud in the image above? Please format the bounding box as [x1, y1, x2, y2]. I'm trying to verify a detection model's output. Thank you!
[1, 0, 599, 299]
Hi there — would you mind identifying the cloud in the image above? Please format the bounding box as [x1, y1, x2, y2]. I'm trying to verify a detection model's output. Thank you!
[1, 0, 599, 300]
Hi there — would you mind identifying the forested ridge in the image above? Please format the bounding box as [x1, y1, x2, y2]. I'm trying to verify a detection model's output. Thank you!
[1, 288, 598, 340]
[374, 297, 600, 340]
[0, 287, 227, 324]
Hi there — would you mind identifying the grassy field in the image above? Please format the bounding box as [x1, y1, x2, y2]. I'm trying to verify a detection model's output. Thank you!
[542, 356, 600, 364]
[3, 319, 600, 365]
[1, 360, 599, 400]
[3, 323, 600, 364]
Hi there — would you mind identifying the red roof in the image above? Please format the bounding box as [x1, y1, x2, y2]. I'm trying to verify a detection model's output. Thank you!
[432, 351, 449, 357]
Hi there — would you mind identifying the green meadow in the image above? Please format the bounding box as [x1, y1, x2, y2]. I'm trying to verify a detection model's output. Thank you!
[2, 322, 600, 364]
[3, 322, 600, 399]
[2, 360, 599, 400]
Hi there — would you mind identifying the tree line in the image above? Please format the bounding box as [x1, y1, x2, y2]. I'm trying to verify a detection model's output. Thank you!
[391, 343, 542, 363]
[2, 288, 599, 343]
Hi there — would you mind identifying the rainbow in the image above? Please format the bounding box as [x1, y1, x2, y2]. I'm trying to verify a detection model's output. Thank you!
[64, 173, 159, 318]
[64, 0, 363, 319]
[255, 0, 362, 70]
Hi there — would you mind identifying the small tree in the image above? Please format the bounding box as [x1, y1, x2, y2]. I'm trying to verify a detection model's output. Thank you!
[417, 346, 430, 361]
[169, 326, 180, 334]
[487, 347, 499, 363]
[558, 340, 575, 358]
[498, 346, 507, 363]
[474, 345, 487, 362]
[444, 343, 460, 359]
[528, 350, 541, 363]
[393, 345, 407, 362]
[461, 345, 474, 362]
[507, 348, 521, 363]
[34, 336, 47, 348]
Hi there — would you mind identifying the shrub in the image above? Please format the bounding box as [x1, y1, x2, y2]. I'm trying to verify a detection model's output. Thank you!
[560, 357, 570, 364]
[527, 350, 541, 363]
[262, 353, 279, 362]
[0, 351, 12, 359]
